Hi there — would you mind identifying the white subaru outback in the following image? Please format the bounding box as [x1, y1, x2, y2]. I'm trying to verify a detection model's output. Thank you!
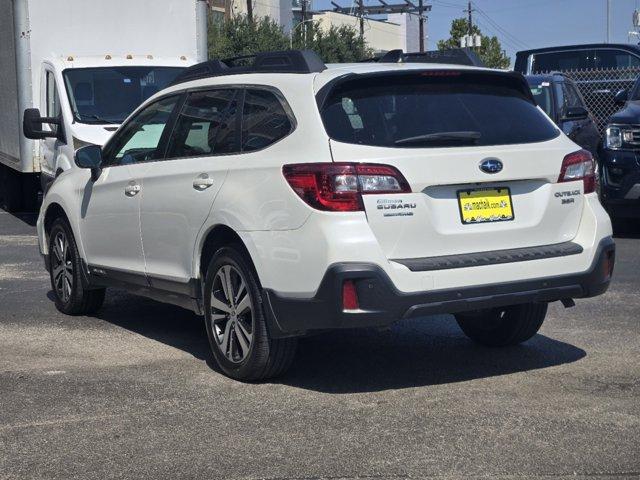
[36, 50, 615, 381]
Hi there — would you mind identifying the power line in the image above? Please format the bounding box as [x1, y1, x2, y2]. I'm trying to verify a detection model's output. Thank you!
[473, 18, 522, 53]
[473, 3, 530, 49]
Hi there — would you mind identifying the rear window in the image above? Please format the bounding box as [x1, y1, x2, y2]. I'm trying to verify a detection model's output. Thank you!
[320, 72, 559, 148]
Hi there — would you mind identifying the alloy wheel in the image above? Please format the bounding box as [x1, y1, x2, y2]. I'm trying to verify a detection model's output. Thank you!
[51, 231, 73, 303]
[210, 265, 254, 363]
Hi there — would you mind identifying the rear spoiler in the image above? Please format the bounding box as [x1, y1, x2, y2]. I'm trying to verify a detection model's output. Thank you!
[315, 69, 536, 111]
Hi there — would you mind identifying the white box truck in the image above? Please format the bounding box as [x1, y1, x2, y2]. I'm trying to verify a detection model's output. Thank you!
[0, 0, 208, 212]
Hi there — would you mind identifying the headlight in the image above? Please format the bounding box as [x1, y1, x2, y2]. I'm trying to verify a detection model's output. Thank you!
[605, 126, 622, 149]
[605, 125, 635, 149]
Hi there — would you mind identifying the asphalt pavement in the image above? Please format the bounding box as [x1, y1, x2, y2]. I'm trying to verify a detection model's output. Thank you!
[1, 209, 639, 480]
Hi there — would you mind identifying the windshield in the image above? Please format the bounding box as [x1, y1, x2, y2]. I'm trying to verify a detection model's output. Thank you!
[63, 67, 184, 124]
[528, 82, 554, 118]
[320, 71, 559, 148]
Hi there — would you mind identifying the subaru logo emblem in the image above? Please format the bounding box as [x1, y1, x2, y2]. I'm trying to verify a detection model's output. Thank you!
[479, 159, 503, 174]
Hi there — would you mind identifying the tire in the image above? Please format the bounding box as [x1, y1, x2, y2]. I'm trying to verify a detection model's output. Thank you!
[49, 218, 105, 315]
[455, 302, 548, 347]
[203, 245, 297, 381]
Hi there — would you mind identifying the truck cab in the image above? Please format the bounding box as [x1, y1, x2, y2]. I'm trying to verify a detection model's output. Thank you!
[0, 0, 207, 213]
[25, 56, 186, 190]
[599, 76, 640, 223]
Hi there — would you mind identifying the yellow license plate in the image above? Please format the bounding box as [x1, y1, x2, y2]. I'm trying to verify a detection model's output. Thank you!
[457, 187, 514, 224]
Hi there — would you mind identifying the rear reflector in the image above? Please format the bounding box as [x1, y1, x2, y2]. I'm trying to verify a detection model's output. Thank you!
[342, 280, 359, 311]
[282, 162, 411, 212]
[603, 250, 615, 280]
[558, 150, 596, 194]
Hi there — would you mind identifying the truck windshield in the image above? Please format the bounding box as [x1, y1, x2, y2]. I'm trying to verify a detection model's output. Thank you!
[63, 67, 184, 124]
[319, 71, 559, 148]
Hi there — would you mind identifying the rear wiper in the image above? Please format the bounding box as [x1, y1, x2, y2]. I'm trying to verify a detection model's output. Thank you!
[394, 131, 481, 146]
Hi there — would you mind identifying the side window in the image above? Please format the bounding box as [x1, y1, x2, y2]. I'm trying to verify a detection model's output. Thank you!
[102, 95, 180, 166]
[593, 49, 640, 68]
[46, 71, 61, 117]
[165, 89, 239, 159]
[532, 50, 589, 72]
[563, 82, 584, 109]
[45, 71, 61, 131]
[553, 82, 564, 117]
[241, 89, 293, 152]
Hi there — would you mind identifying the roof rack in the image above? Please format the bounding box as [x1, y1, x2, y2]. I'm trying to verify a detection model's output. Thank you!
[365, 48, 485, 67]
[169, 50, 326, 86]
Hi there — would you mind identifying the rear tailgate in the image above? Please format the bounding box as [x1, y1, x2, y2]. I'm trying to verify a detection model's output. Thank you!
[330, 138, 583, 260]
[319, 68, 587, 261]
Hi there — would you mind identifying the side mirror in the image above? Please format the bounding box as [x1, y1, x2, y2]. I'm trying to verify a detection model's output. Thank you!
[563, 106, 589, 121]
[614, 89, 629, 106]
[75, 145, 103, 181]
[23, 108, 65, 141]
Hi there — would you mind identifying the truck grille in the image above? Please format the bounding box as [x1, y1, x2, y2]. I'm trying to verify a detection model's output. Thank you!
[626, 127, 640, 146]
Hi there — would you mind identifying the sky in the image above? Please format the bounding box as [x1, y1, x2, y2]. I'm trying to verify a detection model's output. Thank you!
[311, 0, 640, 63]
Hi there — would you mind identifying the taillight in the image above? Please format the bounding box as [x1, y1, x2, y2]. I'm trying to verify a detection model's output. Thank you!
[558, 150, 596, 194]
[282, 162, 411, 212]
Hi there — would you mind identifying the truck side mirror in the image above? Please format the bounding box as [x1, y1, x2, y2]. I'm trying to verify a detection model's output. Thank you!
[75, 145, 103, 181]
[563, 106, 589, 121]
[23, 108, 65, 142]
[613, 89, 629, 106]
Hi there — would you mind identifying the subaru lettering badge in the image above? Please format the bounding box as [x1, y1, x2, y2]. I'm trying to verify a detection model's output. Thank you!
[479, 159, 503, 174]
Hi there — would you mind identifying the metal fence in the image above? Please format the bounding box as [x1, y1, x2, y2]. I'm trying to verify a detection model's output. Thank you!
[535, 66, 640, 134]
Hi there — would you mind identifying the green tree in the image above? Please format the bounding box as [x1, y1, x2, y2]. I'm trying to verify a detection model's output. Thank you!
[207, 14, 372, 64]
[292, 23, 372, 63]
[208, 15, 289, 60]
[437, 18, 510, 69]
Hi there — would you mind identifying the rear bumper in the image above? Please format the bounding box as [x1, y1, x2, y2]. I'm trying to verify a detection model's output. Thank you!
[263, 237, 615, 338]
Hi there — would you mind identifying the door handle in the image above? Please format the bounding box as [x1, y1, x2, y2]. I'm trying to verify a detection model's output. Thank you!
[125, 181, 141, 197]
[193, 173, 214, 190]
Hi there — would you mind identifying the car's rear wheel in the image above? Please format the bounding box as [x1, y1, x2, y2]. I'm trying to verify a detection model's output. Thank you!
[455, 302, 547, 347]
[49, 218, 105, 315]
[204, 246, 297, 381]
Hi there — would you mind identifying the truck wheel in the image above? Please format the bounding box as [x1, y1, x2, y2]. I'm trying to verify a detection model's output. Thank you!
[49, 218, 105, 315]
[455, 302, 548, 347]
[204, 245, 297, 381]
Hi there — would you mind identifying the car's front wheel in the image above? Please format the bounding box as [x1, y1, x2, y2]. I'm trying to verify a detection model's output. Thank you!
[204, 246, 297, 381]
[48, 218, 105, 315]
[455, 302, 547, 347]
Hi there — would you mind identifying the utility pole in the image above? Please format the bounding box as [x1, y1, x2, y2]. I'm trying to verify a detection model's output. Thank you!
[332, 0, 431, 46]
[418, 0, 425, 52]
[606, 0, 611, 43]
[466, 0, 473, 36]
[247, 0, 253, 23]
[301, 0, 307, 45]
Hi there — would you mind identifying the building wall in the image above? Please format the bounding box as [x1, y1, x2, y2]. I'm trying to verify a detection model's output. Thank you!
[311, 11, 403, 53]
[228, 0, 293, 33]
[387, 12, 426, 53]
